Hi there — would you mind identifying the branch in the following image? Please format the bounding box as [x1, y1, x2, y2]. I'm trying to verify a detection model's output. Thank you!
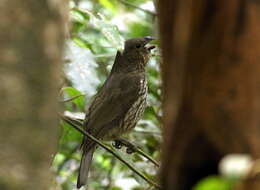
[59, 113, 162, 190]
[59, 94, 85, 103]
[62, 114, 159, 166]
[136, 148, 160, 167]
[62, 113, 84, 126]
[114, 138, 160, 167]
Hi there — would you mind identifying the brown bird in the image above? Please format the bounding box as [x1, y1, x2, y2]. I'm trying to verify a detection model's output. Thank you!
[77, 36, 155, 188]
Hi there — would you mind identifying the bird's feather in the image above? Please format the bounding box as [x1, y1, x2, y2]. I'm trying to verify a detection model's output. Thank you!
[83, 71, 145, 151]
[77, 147, 95, 188]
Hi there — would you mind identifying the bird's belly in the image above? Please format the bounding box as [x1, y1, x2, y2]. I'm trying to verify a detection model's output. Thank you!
[103, 79, 147, 141]
[119, 87, 147, 136]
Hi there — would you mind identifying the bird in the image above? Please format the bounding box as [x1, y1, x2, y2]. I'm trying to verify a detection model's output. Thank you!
[77, 36, 155, 189]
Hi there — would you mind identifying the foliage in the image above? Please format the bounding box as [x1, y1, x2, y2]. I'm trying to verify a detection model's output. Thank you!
[192, 176, 236, 190]
[53, 0, 160, 190]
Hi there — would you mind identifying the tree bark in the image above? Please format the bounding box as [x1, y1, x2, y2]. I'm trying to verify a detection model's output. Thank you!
[158, 0, 260, 189]
[0, 1, 67, 190]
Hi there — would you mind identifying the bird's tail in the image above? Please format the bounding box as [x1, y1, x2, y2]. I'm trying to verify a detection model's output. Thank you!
[77, 147, 95, 189]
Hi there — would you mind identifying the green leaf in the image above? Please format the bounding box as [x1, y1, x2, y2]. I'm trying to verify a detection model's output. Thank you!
[52, 153, 66, 170]
[70, 9, 90, 23]
[87, 12, 124, 50]
[99, 0, 116, 12]
[71, 21, 85, 34]
[59, 122, 82, 145]
[72, 37, 94, 52]
[128, 22, 152, 38]
[62, 87, 85, 110]
[193, 176, 234, 190]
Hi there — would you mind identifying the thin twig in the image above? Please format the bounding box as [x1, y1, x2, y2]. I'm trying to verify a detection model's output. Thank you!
[115, 139, 160, 167]
[117, 0, 157, 16]
[63, 114, 160, 166]
[136, 148, 160, 167]
[59, 94, 85, 103]
[146, 186, 156, 190]
[59, 114, 162, 189]
[62, 114, 160, 166]
[62, 114, 84, 126]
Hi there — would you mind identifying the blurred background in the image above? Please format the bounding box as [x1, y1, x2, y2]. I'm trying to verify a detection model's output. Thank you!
[1, 0, 259, 190]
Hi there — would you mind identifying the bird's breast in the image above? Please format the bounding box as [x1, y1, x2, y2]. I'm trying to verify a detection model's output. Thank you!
[120, 78, 148, 132]
[101, 77, 148, 141]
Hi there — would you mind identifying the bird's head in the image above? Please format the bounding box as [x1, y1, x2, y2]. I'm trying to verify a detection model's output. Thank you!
[122, 36, 156, 66]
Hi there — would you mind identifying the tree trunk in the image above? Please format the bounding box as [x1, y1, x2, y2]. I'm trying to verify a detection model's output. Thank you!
[0, 1, 67, 190]
[158, 0, 260, 189]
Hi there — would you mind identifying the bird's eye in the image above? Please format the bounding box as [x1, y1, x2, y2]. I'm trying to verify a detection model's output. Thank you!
[135, 44, 141, 48]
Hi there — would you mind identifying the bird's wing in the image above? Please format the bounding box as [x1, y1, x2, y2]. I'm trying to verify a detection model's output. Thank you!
[110, 50, 123, 73]
[86, 71, 144, 139]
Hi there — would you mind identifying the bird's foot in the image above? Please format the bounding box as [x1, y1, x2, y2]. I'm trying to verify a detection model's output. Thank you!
[112, 140, 123, 149]
[112, 138, 137, 154]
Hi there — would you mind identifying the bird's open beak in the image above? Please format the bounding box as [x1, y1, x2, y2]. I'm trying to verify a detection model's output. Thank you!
[144, 36, 156, 42]
[144, 36, 156, 51]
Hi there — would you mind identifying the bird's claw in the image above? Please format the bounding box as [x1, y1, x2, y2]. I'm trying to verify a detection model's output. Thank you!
[113, 138, 137, 154]
[126, 147, 135, 154]
[112, 140, 123, 149]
